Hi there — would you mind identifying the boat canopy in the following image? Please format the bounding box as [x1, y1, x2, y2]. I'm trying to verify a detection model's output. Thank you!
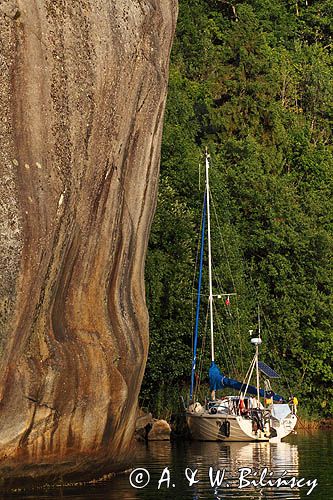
[271, 404, 291, 420]
[209, 362, 284, 402]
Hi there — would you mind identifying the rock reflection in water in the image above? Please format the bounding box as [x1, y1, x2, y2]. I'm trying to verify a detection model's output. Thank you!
[1, 440, 302, 500]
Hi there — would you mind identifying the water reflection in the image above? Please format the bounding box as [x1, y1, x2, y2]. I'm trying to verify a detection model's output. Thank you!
[4, 432, 331, 499]
[120, 438, 301, 500]
[172, 441, 300, 499]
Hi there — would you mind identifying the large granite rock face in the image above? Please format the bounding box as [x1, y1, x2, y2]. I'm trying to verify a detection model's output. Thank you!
[0, 0, 177, 486]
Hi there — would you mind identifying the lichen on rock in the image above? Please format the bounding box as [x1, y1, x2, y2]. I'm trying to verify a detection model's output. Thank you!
[0, 0, 177, 487]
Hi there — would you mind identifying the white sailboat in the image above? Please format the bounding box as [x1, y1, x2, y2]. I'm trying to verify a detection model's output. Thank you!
[186, 151, 297, 442]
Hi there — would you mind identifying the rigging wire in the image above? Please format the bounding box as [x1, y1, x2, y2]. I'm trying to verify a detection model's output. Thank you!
[194, 303, 209, 400]
[210, 188, 245, 373]
[248, 274, 294, 397]
[261, 310, 294, 397]
[239, 355, 257, 398]
[212, 300, 238, 376]
[192, 153, 295, 401]
[191, 193, 206, 357]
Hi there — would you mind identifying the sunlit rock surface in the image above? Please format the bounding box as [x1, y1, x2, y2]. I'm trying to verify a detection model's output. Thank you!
[0, 0, 177, 486]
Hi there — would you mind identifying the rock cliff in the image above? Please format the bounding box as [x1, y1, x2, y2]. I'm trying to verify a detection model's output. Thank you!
[0, 0, 177, 486]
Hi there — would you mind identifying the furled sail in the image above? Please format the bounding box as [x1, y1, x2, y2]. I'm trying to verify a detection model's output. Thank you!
[190, 192, 207, 401]
[209, 362, 284, 402]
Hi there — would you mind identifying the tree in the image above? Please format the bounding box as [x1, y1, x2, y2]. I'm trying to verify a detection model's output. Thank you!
[142, 0, 333, 418]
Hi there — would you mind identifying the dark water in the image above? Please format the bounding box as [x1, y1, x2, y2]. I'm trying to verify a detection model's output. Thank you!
[3, 431, 332, 500]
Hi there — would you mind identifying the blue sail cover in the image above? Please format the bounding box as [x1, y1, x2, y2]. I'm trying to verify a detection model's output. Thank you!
[209, 362, 284, 402]
[209, 361, 225, 390]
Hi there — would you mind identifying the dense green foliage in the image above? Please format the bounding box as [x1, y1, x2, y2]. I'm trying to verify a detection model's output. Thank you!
[141, 0, 333, 419]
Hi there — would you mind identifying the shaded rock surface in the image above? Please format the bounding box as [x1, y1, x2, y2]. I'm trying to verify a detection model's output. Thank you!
[0, 0, 177, 487]
[136, 410, 153, 430]
[135, 410, 153, 441]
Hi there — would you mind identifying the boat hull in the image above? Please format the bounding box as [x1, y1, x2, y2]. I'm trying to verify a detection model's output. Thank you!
[186, 411, 297, 442]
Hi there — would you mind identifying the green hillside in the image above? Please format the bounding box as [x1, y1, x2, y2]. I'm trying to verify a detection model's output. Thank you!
[142, 0, 333, 420]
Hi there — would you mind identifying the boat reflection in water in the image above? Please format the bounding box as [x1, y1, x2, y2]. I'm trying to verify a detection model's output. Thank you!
[39, 439, 303, 500]
[181, 440, 300, 499]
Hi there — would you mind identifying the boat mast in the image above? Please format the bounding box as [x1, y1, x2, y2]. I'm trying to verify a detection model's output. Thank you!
[251, 306, 262, 406]
[205, 150, 215, 362]
[255, 341, 260, 405]
[256, 306, 261, 404]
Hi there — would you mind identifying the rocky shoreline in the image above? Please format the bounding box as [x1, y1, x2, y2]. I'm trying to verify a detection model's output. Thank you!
[135, 410, 172, 442]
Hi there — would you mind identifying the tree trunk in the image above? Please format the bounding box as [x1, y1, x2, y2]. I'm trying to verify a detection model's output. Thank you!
[0, 0, 177, 487]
